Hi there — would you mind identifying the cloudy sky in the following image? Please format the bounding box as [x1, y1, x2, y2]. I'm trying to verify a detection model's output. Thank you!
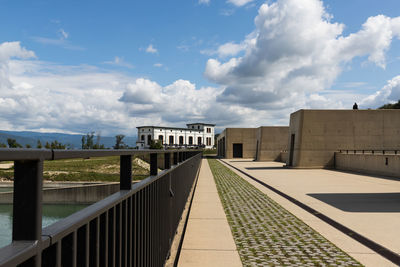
[1, 0, 400, 136]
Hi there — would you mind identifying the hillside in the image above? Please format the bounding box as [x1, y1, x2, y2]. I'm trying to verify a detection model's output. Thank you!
[0, 130, 136, 149]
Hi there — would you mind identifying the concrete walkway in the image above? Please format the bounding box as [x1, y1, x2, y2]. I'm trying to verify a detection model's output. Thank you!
[221, 159, 400, 267]
[178, 159, 242, 267]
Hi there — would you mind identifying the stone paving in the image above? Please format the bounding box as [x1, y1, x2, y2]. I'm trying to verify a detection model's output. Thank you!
[208, 159, 363, 266]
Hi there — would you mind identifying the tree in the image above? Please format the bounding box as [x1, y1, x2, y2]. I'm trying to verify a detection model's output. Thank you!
[50, 140, 66, 149]
[45, 142, 51, 149]
[82, 132, 104, 149]
[114, 135, 126, 149]
[149, 140, 163, 149]
[7, 138, 22, 148]
[0, 143, 6, 148]
[25, 144, 32, 148]
[37, 140, 43, 149]
[379, 100, 400, 109]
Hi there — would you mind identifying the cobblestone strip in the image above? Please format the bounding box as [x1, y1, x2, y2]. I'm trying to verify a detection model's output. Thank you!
[208, 159, 362, 267]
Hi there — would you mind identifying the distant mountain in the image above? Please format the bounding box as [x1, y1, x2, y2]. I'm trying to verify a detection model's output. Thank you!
[0, 130, 136, 149]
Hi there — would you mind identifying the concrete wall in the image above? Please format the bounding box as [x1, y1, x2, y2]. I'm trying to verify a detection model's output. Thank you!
[0, 183, 122, 204]
[288, 109, 400, 168]
[255, 127, 289, 161]
[335, 153, 400, 178]
[216, 128, 257, 159]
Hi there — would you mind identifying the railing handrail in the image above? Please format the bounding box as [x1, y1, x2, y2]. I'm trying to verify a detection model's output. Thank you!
[337, 149, 399, 155]
[0, 148, 203, 266]
[0, 148, 202, 161]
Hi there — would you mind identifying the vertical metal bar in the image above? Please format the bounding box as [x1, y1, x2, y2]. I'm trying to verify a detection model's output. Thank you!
[164, 152, 171, 169]
[150, 153, 158, 176]
[122, 200, 127, 267]
[86, 223, 90, 267]
[56, 242, 62, 267]
[120, 155, 132, 190]
[13, 159, 43, 266]
[73, 231, 77, 267]
[173, 152, 178, 165]
[13, 160, 43, 241]
[127, 196, 132, 267]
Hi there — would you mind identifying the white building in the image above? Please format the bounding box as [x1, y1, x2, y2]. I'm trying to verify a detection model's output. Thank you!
[136, 123, 215, 149]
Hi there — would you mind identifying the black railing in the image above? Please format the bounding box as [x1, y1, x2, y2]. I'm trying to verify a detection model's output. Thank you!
[0, 149, 202, 266]
[338, 149, 399, 155]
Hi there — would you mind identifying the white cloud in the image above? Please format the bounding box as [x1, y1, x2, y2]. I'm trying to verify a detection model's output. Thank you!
[361, 75, 400, 108]
[0, 41, 255, 135]
[199, 0, 210, 5]
[103, 56, 134, 69]
[58, 29, 69, 40]
[227, 0, 254, 7]
[204, 0, 400, 119]
[145, 44, 158, 54]
[153, 63, 163, 67]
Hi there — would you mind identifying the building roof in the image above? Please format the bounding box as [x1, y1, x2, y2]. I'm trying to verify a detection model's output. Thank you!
[186, 123, 216, 126]
[136, 126, 202, 131]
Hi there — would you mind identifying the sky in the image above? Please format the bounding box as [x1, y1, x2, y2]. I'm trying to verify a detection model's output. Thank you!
[1, 0, 400, 136]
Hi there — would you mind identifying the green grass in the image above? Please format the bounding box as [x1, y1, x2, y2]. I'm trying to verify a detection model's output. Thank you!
[202, 148, 217, 155]
[0, 156, 149, 182]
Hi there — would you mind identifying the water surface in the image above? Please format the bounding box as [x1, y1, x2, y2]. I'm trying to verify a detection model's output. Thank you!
[0, 204, 87, 248]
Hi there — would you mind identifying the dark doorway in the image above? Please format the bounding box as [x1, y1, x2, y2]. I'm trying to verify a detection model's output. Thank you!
[169, 136, 174, 145]
[289, 134, 295, 166]
[179, 136, 184, 145]
[189, 136, 193, 145]
[158, 135, 163, 144]
[233, 143, 243, 158]
[147, 135, 152, 145]
[198, 137, 202, 145]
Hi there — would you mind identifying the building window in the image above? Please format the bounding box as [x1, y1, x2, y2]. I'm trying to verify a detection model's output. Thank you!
[206, 137, 212, 146]
[192, 126, 194, 129]
[147, 135, 151, 145]
[141, 135, 144, 141]
[207, 128, 211, 133]
[142, 129, 144, 132]
[169, 136, 174, 145]
[179, 136, 184, 145]
[197, 126, 200, 129]
[149, 129, 150, 131]
[189, 136, 193, 145]
[198, 137, 202, 145]
[158, 135, 163, 144]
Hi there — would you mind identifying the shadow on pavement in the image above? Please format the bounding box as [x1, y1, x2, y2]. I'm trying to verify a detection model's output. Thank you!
[308, 192, 400, 212]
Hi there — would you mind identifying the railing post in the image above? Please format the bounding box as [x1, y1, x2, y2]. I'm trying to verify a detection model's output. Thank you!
[164, 153, 171, 169]
[173, 152, 178, 165]
[150, 153, 158, 176]
[179, 152, 183, 163]
[120, 155, 132, 190]
[13, 159, 43, 265]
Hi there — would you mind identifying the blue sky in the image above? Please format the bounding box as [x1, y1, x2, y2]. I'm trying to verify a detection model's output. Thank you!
[1, 0, 400, 135]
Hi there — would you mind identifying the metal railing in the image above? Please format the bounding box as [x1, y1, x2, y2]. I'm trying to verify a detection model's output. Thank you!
[338, 149, 399, 155]
[0, 148, 202, 266]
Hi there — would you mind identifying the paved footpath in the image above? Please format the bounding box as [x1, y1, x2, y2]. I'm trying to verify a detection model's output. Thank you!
[178, 159, 242, 267]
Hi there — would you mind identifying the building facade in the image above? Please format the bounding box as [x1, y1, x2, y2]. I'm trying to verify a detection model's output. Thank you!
[136, 123, 215, 149]
[216, 126, 288, 160]
[287, 109, 400, 168]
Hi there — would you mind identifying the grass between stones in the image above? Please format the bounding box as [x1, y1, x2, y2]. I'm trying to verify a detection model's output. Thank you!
[208, 158, 363, 267]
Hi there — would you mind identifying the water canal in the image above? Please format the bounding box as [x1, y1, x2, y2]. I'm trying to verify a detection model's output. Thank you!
[0, 204, 87, 248]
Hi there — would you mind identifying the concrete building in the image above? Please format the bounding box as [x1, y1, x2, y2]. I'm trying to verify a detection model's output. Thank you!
[136, 123, 215, 149]
[256, 127, 289, 161]
[217, 127, 288, 160]
[287, 109, 400, 168]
